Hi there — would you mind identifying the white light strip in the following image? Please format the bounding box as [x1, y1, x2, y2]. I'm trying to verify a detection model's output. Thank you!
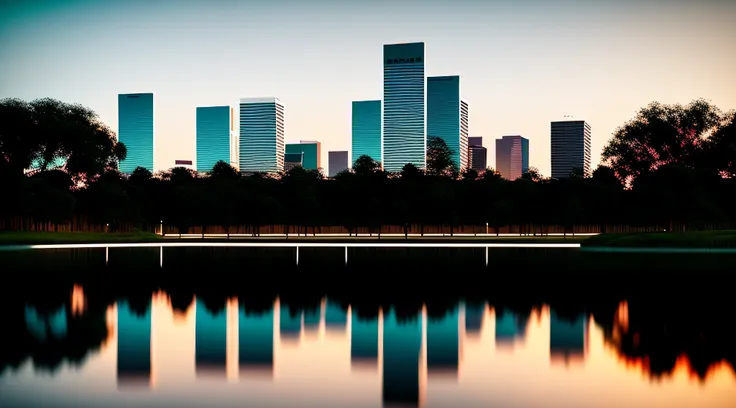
[165, 233, 599, 238]
[23, 242, 582, 250]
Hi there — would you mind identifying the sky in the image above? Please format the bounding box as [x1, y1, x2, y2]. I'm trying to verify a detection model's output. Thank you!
[1, 0, 735, 175]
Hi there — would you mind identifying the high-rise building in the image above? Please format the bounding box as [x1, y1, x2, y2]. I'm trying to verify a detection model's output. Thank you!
[551, 120, 591, 179]
[383, 42, 425, 172]
[285, 141, 321, 170]
[196, 106, 231, 172]
[351, 100, 382, 166]
[283, 152, 303, 171]
[468, 136, 487, 172]
[239, 97, 285, 174]
[496, 135, 529, 180]
[328, 151, 349, 177]
[427, 76, 469, 170]
[118, 93, 154, 173]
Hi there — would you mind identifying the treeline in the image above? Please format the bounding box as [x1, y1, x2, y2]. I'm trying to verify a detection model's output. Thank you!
[1, 97, 735, 234]
[1, 157, 736, 235]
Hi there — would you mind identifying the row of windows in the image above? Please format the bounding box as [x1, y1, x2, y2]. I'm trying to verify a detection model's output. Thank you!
[385, 57, 423, 64]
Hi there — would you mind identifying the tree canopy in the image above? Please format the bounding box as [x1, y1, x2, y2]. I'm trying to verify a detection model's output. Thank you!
[602, 99, 733, 185]
[0, 98, 126, 179]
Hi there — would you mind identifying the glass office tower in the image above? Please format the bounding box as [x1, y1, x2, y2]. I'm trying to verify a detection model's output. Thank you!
[496, 135, 530, 180]
[351, 100, 382, 166]
[239, 97, 285, 174]
[285, 141, 321, 170]
[196, 106, 231, 172]
[328, 151, 349, 177]
[383, 42, 425, 172]
[118, 93, 154, 173]
[551, 120, 591, 179]
[427, 76, 468, 170]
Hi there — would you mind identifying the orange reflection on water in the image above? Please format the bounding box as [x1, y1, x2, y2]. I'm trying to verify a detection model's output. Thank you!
[71, 284, 86, 316]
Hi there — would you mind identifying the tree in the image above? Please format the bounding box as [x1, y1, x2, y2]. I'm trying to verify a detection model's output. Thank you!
[521, 167, 544, 182]
[400, 163, 423, 180]
[426, 136, 458, 178]
[208, 160, 239, 181]
[704, 111, 736, 178]
[602, 99, 722, 185]
[0, 98, 126, 179]
[353, 155, 380, 177]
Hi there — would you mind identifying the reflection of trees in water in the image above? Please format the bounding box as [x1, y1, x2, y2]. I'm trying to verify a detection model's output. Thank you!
[0, 303, 108, 376]
[593, 300, 736, 381]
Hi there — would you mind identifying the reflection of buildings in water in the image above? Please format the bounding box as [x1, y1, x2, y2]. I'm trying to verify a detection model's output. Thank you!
[426, 306, 461, 378]
[195, 298, 226, 377]
[350, 308, 379, 370]
[117, 301, 151, 388]
[238, 298, 275, 378]
[279, 304, 302, 342]
[549, 310, 588, 366]
[465, 303, 485, 337]
[382, 307, 424, 407]
[324, 298, 347, 331]
[494, 309, 529, 348]
[24, 305, 67, 342]
[303, 304, 321, 336]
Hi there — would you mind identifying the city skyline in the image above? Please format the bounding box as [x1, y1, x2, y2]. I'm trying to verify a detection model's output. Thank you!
[2, 0, 735, 176]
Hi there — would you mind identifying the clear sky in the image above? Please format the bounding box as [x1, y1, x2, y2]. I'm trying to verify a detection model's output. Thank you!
[1, 0, 734, 175]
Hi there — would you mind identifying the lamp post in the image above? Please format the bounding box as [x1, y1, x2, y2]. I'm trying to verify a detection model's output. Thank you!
[160, 220, 163, 236]
[486, 222, 489, 235]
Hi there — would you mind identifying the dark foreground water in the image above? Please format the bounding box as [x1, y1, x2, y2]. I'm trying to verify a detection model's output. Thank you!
[1, 246, 735, 408]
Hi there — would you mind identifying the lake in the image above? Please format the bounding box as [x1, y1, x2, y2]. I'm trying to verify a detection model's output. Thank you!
[1, 246, 735, 408]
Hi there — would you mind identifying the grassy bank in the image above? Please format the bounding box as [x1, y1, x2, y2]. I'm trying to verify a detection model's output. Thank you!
[0, 231, 163, 245]
[582, 230, 736, 248]
[0, 231, 589, 245]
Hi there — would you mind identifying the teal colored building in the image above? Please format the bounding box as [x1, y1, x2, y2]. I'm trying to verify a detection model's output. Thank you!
[239, 97, 285, 174]
[196, 106, 231, 172]
[427, 76, 469, 170]
[285, 141, 321, 170]
[117, 301, 151, 386]
[383, 42, 426, 172]
[118, 93, 154, 173]
[351, 100, 381, 166]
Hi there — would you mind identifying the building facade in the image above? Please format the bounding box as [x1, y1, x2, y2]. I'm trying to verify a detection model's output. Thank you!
[496, 135, 529, 180]
[550, 120, 591, 179]
[239, 97, 285, 174]
[467, 136, 487, 172]
[283, 153, 303, 171]
[383, 42, 426, 172]
[427, 76, 469, 170]
[196, 106, 231, 172]
[328, 151, 349, 177]
[118, 93, 154, 173]
[351, 100, 382, 166]
[285, 141, 321, 170]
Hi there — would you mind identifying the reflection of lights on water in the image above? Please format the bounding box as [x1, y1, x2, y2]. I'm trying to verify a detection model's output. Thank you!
[25, 242, 582, 250]
[72, 284, 86, 316]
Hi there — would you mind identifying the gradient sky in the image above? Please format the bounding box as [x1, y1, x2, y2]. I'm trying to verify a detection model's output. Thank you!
[1, 0, 735, 175]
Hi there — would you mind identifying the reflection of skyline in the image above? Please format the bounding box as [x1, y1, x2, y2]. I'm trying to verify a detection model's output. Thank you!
[8, 292, 736, 408]
[117, 301, 151, 388]
[195, 299, 227, 376]
[495, 309, 529, 346]
[426, 306, 460, 378]
[550, 311, 588, 365]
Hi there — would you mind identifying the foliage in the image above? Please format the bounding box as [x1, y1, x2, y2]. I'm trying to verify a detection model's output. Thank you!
[0, 98, 126, 179]
[426, 136, 458, 177]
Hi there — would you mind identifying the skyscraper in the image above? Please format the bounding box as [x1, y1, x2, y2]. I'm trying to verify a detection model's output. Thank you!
[239, 97, 285, 174]
[285, 141, 321, 170]
[468, 136, 487, 172]
[118, 93, 154, 173]
[551, 120, 591, 179]
[328, 151, 349, 177]
[351, 100, 382, 166]
[496, 135, 529, 180]
[427, 76, 469, 170]
[283, 152, 303, 171]
[383, 42, 425, 172]
[196, 106, 231, 172]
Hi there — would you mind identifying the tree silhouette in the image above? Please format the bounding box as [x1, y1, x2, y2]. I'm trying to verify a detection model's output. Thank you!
[426, 136, 458, 178]
[602, 99, 722, 185]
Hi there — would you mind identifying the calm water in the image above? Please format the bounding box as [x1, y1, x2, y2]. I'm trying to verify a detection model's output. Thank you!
[1, 246, 735, 408]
